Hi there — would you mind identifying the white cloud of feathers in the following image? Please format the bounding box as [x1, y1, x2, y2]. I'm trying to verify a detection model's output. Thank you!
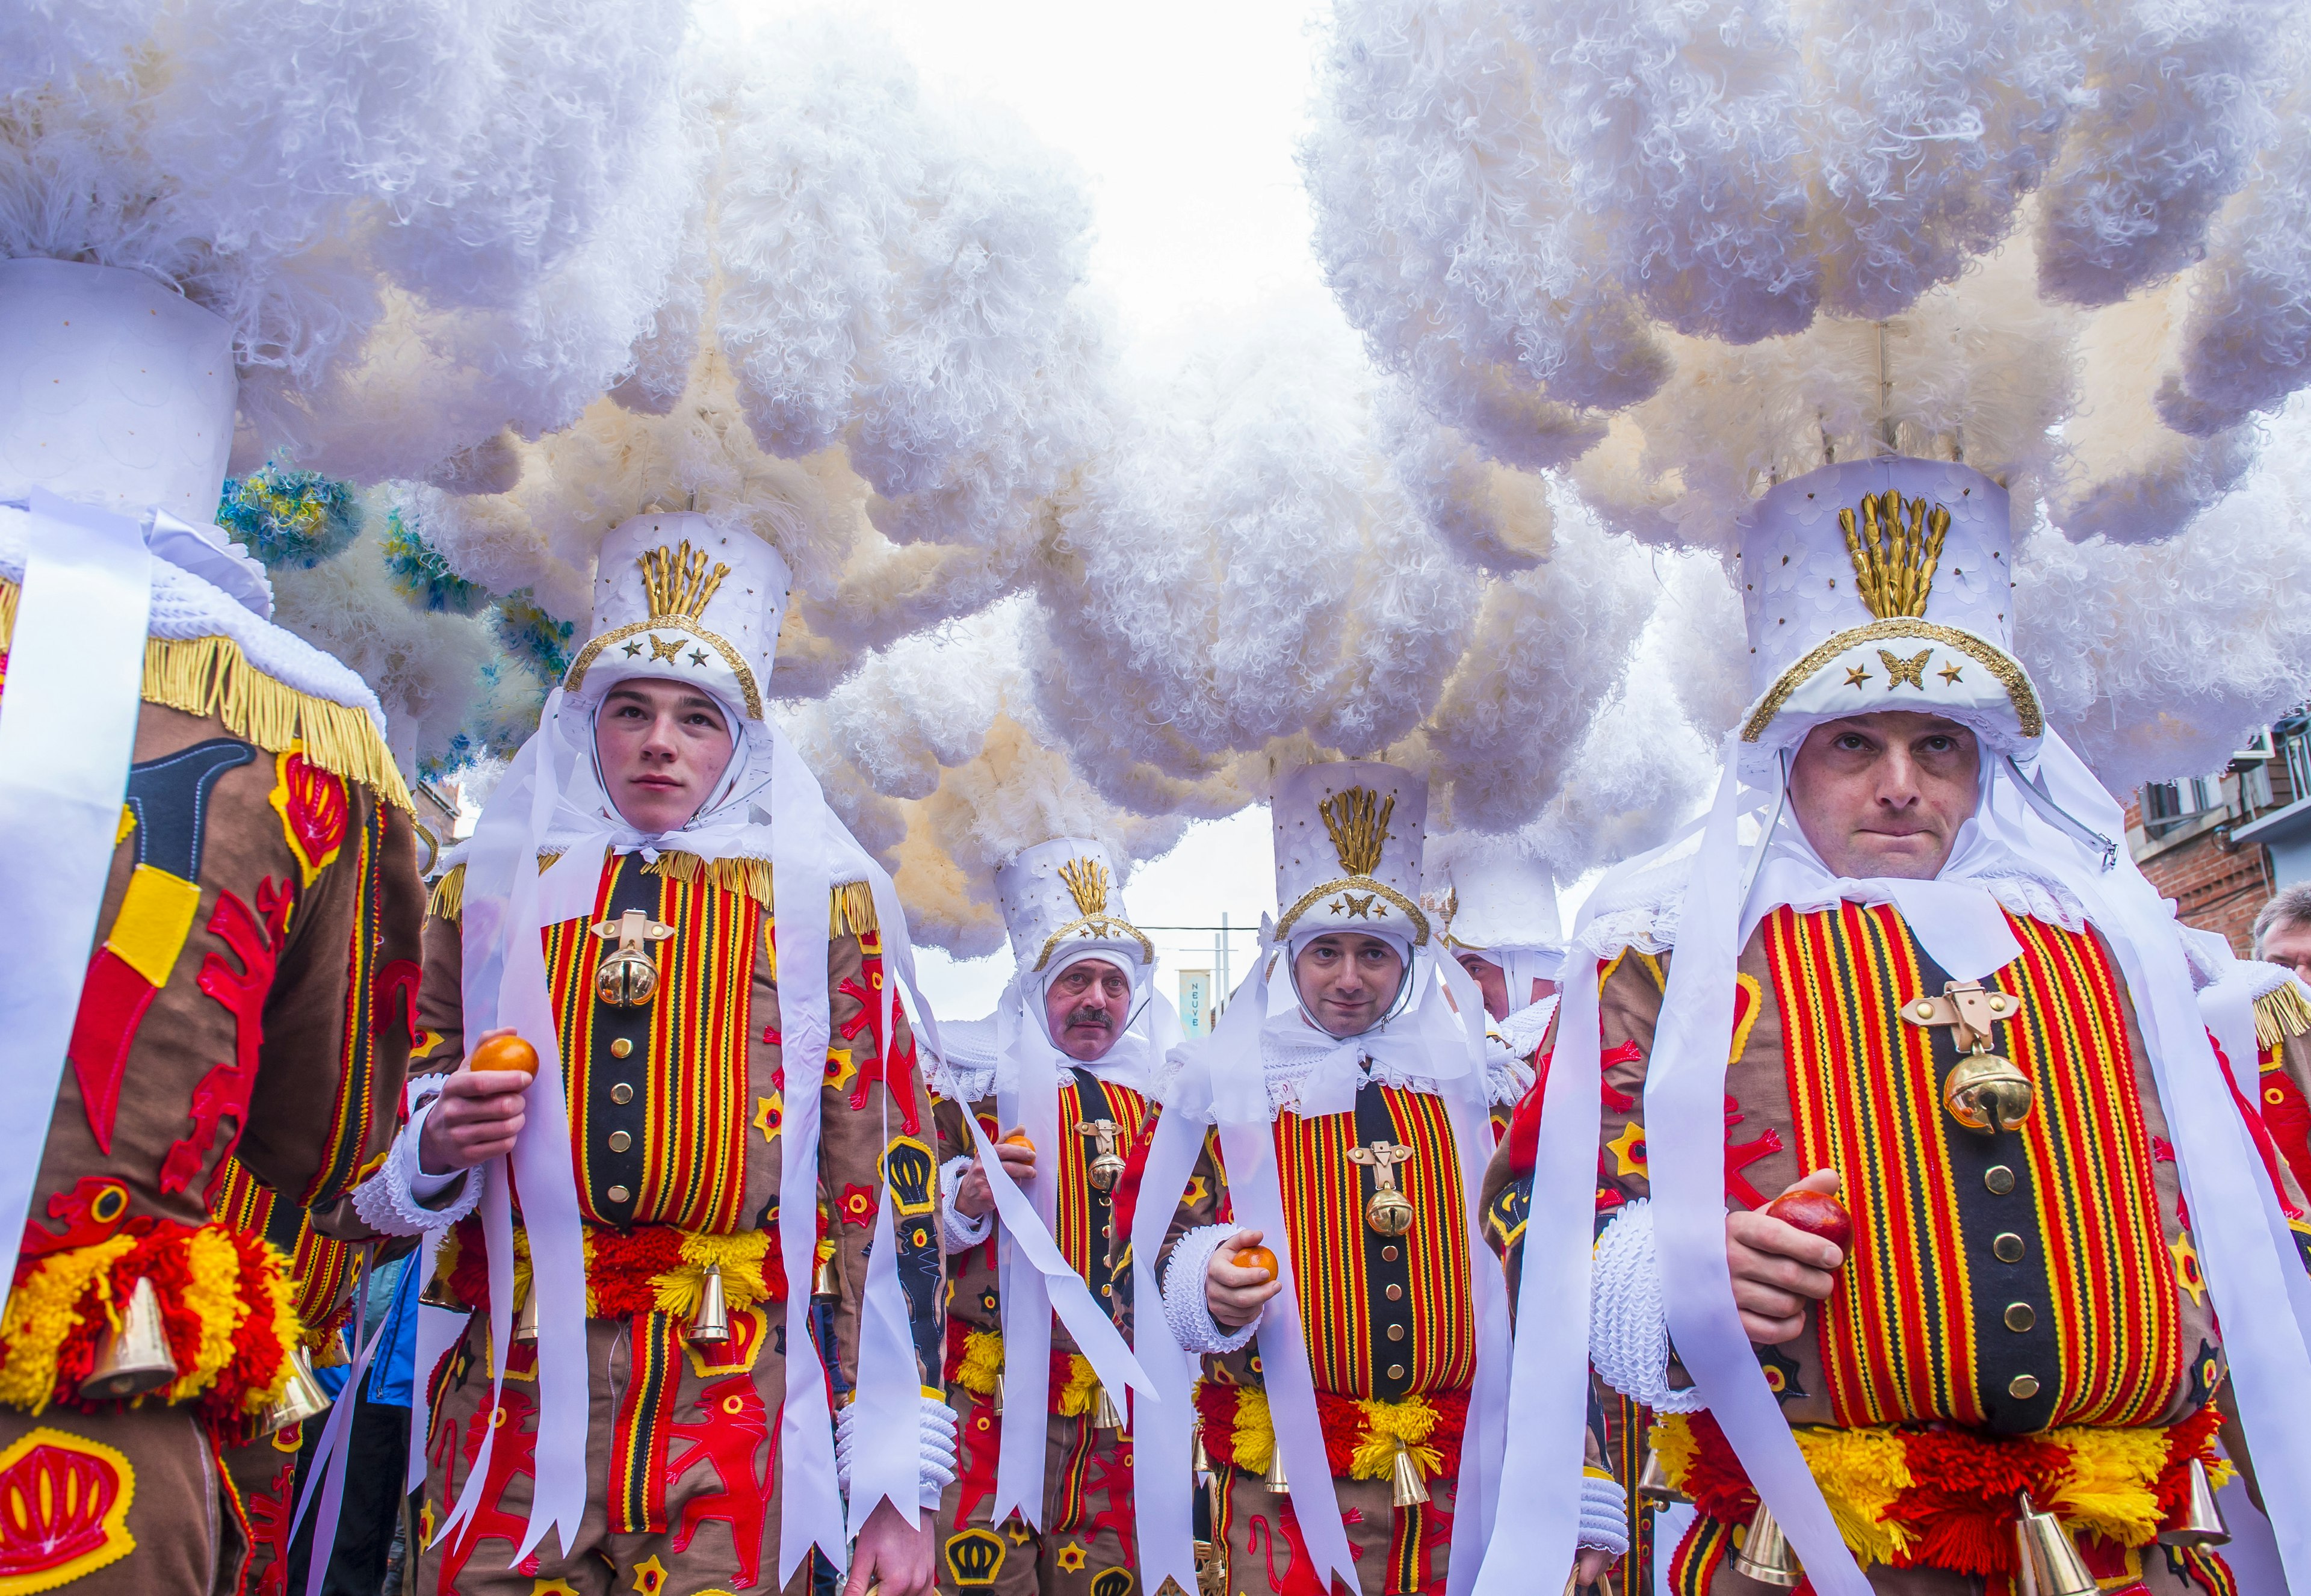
[0, 0, 698, 483]
[1304, 0, 2311, 549]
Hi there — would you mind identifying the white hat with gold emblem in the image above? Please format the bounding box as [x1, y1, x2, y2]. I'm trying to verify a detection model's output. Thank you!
[1270, 760, 1431, 953]
[561, 510, 792, 725]
[994, 837, 1154, 994]
[1738, 458, 2041, 763]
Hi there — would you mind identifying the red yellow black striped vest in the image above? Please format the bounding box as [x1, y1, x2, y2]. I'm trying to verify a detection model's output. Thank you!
[1276, 1083, 1474, 1400]
[1765, 902, 2184, 1431]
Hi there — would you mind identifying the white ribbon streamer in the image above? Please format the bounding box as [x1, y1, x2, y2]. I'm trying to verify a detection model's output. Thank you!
[0, 491, 152, 1298]
[1471, 953, 1603, 1595]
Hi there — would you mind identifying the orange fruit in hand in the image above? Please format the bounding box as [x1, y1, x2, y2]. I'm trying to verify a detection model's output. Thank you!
[1001, 1130, 1036, 1152]
[1233, 1245, 1279, 1282]
[469, 1034, 541, 1079]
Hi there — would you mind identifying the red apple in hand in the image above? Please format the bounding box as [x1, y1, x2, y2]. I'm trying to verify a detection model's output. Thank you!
[1766, 1189, 1853, 1256]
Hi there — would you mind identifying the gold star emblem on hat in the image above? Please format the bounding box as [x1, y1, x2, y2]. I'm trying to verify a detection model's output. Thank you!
[622, 639, 643, 658]
[1939, 661, 1964, 685]
[1844, 664, 1872, 688]
[688, 649, 710, 667]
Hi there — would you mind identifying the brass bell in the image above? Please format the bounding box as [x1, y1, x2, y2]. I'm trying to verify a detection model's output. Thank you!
[1728, 1502, 1802, 1588]
[1263, 1443, 1289, 1495]
[1193, 1421, 1213, 1485]
[812, 1229, 840, 1298]
[589, 909, 674, 1008]
[1076, 1119, 1126, 1193]
[80, 1276, 178, 1401]
[513, 1282, 539, 1344]
[261, 1344, 334, 1435]
[1389, 1438, 1430, 1508]
[991, 1370, 1004, 1415]
[1944, 1050, 2035, 1136]
[2013, 1493, 2097, 1596]
[2156, 1459, 2231, 1547]
[1347, 1142, 1418, 1237]
[1636, 1447, 1689, 1505]
[688, 1262, 731, 1345]
[1091, 1381, 1124, 1432]
[418, 1266, 456, 1308]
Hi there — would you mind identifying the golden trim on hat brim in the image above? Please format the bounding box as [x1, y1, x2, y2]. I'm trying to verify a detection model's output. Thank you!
[563, 616, 764, 721]
[1031, 916, 1156, 973]
[1740, 618, 2041, 744]
[1274, 877, 1432, 946]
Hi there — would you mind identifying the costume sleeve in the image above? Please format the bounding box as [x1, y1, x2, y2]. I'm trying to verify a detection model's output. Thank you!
[931, 1093, 994, 1254]
[1479, 951, 1663, 1305]
[231, 786, 424, 1211]
[2254, 1001, 2311, 1210]
[1151, 1125, 1244, 1352]
[818, 925, 945, 1394]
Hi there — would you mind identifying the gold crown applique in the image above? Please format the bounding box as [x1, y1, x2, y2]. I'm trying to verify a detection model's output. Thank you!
[1320, 787, 1394, 876]
[1032, 855, 1153, 971]
[639, 540, 731, 622]
[1838, 491, 1950, 620]
[1058, 856, 1111, 918]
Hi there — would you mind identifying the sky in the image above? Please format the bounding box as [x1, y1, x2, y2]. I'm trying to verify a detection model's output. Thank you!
[726, 0, 1340, 1018]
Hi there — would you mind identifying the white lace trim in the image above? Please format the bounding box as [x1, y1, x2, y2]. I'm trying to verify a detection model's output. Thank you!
[939, 1156, 991, 1254]
[1588, 1202, 1703, 1414]
[0, 506, 386, 726]
[927, 1016, 999, 1103]
[350, 1105, 483, 1237]
[1493, 996, 1558, 1060]
[1162, 1224, 1262, 1356]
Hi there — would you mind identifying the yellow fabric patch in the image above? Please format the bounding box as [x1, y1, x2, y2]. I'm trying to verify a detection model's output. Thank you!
[105, 865, 202, 988]
[113, 807, 135, 847]
[0, 1426, 138, 1593]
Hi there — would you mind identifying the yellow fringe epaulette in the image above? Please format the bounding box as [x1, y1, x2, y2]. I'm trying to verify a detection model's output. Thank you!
[644, 850, 879, 934]
[428, 863, 466, 923]
[0, 579, 411, 812]
[2256, 979, 2311, 1050]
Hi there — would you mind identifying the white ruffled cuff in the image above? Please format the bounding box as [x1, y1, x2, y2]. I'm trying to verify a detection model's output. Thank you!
[1578, 1470, 1630, 1556]
[350, 1103, 483, 1238]
[1162, 1224, 1263, 1355]
[1589, 1201, 1703, 1413]
[1483, 1039, 1535, 1106]
[917, 1397, 959, 1510]
[939, 1157, 992, 1254]
[835, 1397, 961, 1514]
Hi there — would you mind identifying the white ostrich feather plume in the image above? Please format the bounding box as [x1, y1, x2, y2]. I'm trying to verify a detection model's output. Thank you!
[0, 0, 697, 481]
[1306, 0, 2311, 549]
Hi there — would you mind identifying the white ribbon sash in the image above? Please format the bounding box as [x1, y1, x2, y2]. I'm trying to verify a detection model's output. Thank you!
[0, 491, 153, 1296]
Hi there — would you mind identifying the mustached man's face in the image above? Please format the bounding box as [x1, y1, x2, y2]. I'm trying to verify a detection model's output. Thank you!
[1788, 711, 1981, 880]
[1295, 933, 1406, 1038]
[595, 680, 735, 833]
[1044, 958, 1131, 1062]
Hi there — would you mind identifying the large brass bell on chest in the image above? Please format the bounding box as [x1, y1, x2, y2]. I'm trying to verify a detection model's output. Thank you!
[1347, 1140, 1417, 1237]
[591, 908, 675, 1008]
[80, 1276, 177, 1401]
[1901, 980, 2034, 1136]
[1075, 1118, 1126, 1192]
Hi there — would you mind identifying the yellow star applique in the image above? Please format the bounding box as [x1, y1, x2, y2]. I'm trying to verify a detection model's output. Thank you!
[824, 1047, 857, 1092]
[754, 1093, 784, 1141]
[417, 1500, 436, 1545]
[1876, 648, 1930, 690]
[531, 1581, 582, 1596]
[1938, 661, 1964, 685]
[1844, 664, 1872, 689]
[1005, 1520, 1034, 1545]
[1183, 1175, 1209, 1207]
[2171, 1234, 2206, 1306]
[1056, 1543, 1089, 1573]
[631, 1556, 670, 1596]
[1606, 1120, 1650, 1179]
[646, 633, 684, 663]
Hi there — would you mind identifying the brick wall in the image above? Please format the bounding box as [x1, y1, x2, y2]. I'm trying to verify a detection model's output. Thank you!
[2126, 795, 2277, 955]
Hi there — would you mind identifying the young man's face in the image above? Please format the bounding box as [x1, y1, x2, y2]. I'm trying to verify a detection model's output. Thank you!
[595, 679, 735, 833]
[1295, 933, 1406, 1038]
[1043, 958, 1132, 1062]
[1788, 710, 1981, 881]
[1455, 952, 1511, 1022]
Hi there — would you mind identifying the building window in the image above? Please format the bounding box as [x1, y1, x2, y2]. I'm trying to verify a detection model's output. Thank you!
[2144, 776, 2224, 839]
